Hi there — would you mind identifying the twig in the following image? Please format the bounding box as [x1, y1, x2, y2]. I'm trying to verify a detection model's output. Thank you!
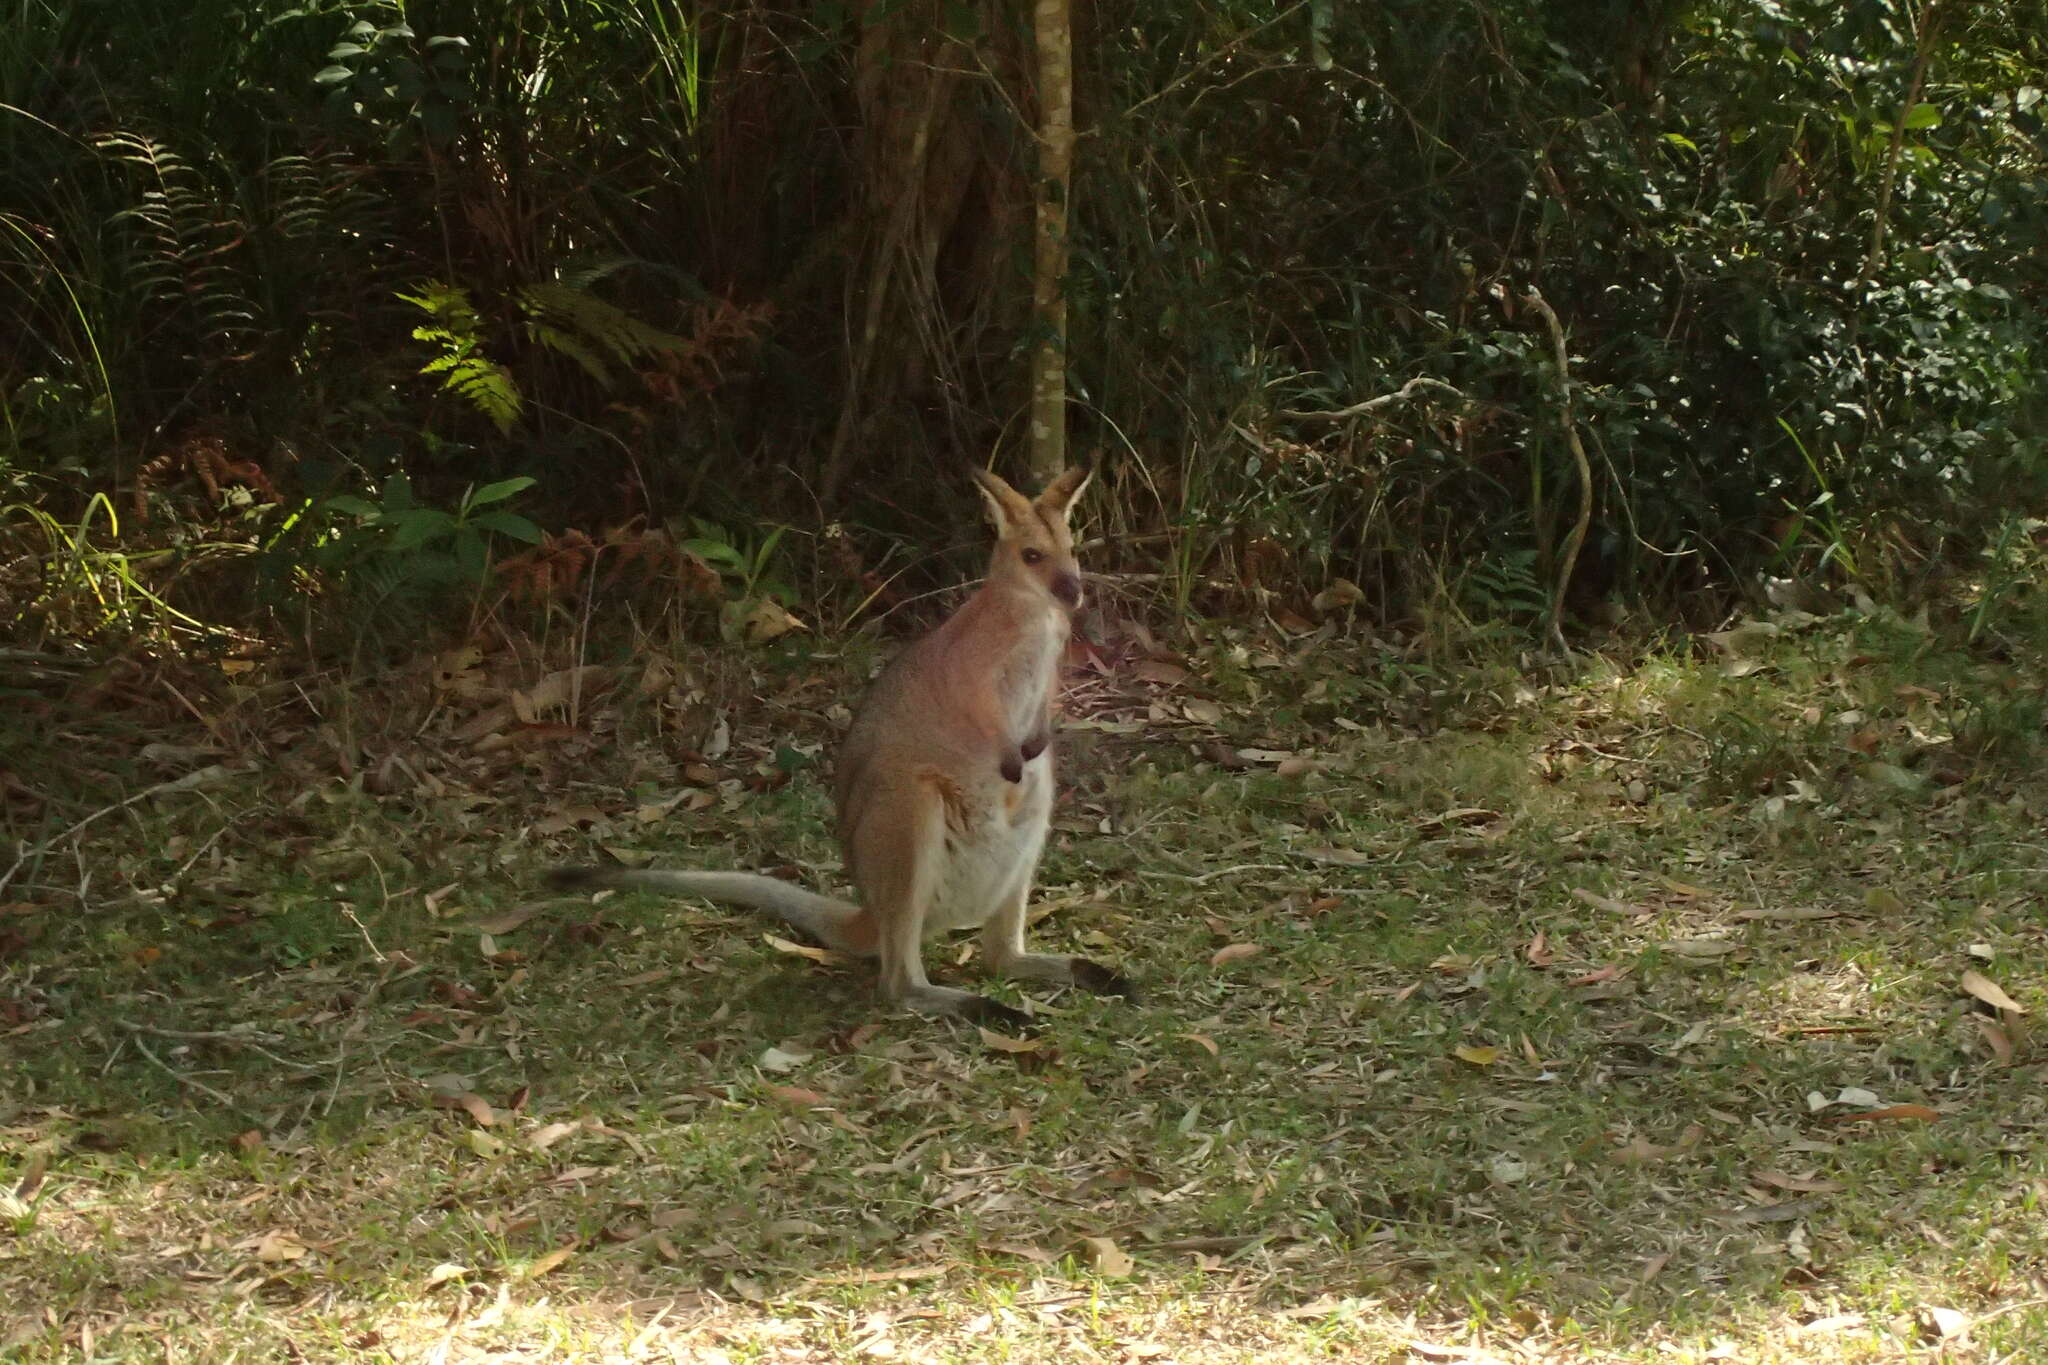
[1280, 375, 1465, 423]
[113, 1019, 324, 1075]
[1521, 287, 1592, 659]
[1137, 863, 1291, 885]
[127, 1032, 259, 1121]
[1853, 0, 1946, 298]
[0, 765, 236, 895]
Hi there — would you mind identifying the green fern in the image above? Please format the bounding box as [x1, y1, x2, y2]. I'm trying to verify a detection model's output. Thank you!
[517, 279, 688, 387]
[97, 131, 266, 363]
[396, 283, 524, 432]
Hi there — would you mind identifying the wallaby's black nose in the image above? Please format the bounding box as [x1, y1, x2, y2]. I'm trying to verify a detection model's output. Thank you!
[1051, 571, 1083, 608]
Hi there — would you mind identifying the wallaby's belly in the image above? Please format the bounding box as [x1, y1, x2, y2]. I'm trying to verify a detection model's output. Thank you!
[925, 760, 1052, 935]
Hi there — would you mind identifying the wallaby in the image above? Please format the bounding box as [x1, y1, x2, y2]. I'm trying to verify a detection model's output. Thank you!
[549, 465, 1133, 1028]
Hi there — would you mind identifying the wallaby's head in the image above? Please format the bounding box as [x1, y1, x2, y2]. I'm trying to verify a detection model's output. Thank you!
[972, 464, 1093, 612]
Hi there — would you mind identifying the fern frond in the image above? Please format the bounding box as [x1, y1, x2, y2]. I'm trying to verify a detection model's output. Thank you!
[517, 280, 688, 391]
[398, 282, 524, 432]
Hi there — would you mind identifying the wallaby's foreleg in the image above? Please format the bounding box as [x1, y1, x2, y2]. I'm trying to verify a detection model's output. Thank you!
[981, 873, 1138, 1002]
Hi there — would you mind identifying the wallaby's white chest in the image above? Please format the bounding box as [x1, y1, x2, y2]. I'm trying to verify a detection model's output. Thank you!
[993, 605, 1065, 738]
[925, 757, 1053, 935]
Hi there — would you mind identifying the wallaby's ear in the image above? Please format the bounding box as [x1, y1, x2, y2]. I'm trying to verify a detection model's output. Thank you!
[971, 467, 1031, 534]
[1034, 463, 1094, 521]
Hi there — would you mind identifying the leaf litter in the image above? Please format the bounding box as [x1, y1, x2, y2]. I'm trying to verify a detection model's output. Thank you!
[10, 619, 2048, 1364]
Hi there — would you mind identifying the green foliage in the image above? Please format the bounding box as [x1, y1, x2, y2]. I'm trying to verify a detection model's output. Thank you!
[397, 284, 524, 434]
[682, 517, 799, 643]
[315, 473, 543, 587]
[3, 0, 2043, 648]
[519, 278, 691, 388]
[1, 491, 217, 645]
[315, 19, 473, 151]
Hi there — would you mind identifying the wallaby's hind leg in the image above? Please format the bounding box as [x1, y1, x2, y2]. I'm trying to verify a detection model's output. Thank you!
[981, 872, 1139, 1003]
[855, 789, 1034, 1031]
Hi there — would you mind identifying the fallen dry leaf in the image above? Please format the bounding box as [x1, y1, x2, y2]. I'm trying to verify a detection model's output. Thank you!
[1453, 1044, 1501, 1067]
[1920, 1306, 1971, 1343]
[765, 934, 847, 966]
[1736, 906, 1840, 922]
[1571, 887, 1646, 917]
[1077, 1236, 1135, 1277]
[526, 1244, 576, 1279]
[1660, 938, 1743, 958]
[473, 903, 547, 934]
[1831, 1103, 1940, 1124]
[1296, 846, 1373, 867]
[1130, 659, 1190, 687]
[758, 1044, 813, 1073]
[762, 1084, 829, 1107]
[528, 1121, 580, 1151]
[1210, 942, 1262, 967]
[1962, 969, 2027, 1015]
[1755, 1171, 1845, 1194]
[245, 1230, 308, 1263]
[978, 1028, 1043, 1055]
[428, 1090, 497, 1128]
[1974, 1017, 2015, 1066]
[1180, 1032, 1220, 1057]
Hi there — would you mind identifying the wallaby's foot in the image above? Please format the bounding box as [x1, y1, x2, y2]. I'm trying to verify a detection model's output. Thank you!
[985, 946, 1138, 1004]
[1019, 728, 1050, 762]
[1069, 957, 1139, 1002]
[897, 982, 1035, 1033]
[1000, 750, 1025, 783]
[959, 994, 1038, 1033]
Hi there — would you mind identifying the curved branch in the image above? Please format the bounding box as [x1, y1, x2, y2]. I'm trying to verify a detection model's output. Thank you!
[1280, 375, 1465, 423]
[1521, 286, 1591, 658]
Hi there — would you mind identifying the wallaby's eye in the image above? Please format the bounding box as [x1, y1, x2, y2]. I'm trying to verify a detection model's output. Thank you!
[1021, 548, 1045, 566]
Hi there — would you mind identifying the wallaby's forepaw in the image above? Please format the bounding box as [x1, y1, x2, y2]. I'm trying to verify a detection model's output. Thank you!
[1020, 728, 1050, 762]
[1070, 958, 1139, 1002]
[1000, 751, 1024, 783]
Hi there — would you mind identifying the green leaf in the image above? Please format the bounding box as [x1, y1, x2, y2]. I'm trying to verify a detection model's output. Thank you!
[467, 477, 536, 509]
[326, 42, 366, 58]
[323, 495, 380, 519]
[454, 527, 488, 581]
[472, 511, 544, 543]
[682, 538, 746, 569]
[314, 65, 354, 86]
[1903, 102, 1941, 130]
[389, 507, 455, 551]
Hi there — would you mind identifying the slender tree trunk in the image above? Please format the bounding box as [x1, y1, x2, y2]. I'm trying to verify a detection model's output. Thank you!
[1029, 0, 1074, 483]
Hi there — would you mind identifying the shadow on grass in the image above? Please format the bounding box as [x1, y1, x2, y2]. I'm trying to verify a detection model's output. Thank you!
[3, 625, 2045, 1362]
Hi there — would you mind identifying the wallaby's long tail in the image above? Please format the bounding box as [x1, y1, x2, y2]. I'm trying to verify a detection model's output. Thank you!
[547, 867, 876, 957]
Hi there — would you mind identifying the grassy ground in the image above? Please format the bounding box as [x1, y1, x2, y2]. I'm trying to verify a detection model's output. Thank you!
[2, 601, 2044, 1363]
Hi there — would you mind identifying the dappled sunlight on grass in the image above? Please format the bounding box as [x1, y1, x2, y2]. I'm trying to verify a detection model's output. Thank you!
[3, 612, 2045, 1361]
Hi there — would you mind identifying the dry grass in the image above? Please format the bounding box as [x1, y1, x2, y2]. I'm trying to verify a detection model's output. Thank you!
[3, 606, 2045, 1363]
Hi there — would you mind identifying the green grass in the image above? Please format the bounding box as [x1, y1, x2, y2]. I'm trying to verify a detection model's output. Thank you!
[2, 611, 2045, 1362]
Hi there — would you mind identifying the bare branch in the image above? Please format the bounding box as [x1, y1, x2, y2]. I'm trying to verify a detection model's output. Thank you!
[1521, 286, 1592, 658]
[1280, 376, 1465, 423]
